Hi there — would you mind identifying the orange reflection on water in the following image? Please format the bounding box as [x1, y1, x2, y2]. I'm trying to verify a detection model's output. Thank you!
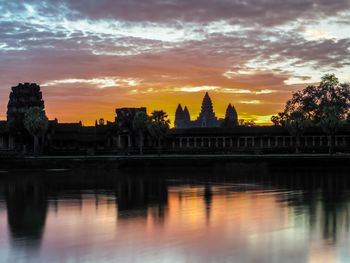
[3, 183, 349, 263]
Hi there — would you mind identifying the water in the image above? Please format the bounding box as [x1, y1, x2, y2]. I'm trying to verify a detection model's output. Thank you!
[0, 166, 350, 263]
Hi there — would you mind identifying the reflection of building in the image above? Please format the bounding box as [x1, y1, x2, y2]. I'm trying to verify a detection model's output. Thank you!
[116, 177, 168, 220]
[5, 181, 48, 248]
[174, 92, 238, 128]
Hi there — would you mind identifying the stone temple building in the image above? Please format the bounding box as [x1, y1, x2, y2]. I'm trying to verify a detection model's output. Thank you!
[2, 83, 350, 155]
[174, 92, 238, 128]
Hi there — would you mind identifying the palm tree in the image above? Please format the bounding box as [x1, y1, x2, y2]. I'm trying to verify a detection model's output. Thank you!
[148, 110, 170, 154]
[132, 111, 150, 154]
[23, 107, 49, 156]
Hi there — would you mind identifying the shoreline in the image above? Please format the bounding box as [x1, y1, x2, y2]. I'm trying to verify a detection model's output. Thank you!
[1, 153, 350, 171]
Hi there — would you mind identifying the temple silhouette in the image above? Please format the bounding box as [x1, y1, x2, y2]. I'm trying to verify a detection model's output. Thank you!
[174, 92, 238, 128]
[1, 83, 350, 155]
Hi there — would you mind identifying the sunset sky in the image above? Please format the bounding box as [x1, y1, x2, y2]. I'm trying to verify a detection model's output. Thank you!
[1, 1, 350, 125]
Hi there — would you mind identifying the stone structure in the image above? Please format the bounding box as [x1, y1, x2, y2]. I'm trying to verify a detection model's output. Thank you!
[174, 92, 238, 128]
[4, 83, 45, 151]
[168, 125, 350, 155]
[222, 104, 239, 128]
[115, 107, 148, 150]
[1, 85, 350, 155]
[7, 83, 45, 132]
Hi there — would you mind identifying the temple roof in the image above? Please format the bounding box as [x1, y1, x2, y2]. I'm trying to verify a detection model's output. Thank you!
[198, 92, 216, 121]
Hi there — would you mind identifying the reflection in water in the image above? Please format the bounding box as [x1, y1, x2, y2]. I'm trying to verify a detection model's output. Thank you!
[5, 180, 48, 248]
[0, 167, 350, 262]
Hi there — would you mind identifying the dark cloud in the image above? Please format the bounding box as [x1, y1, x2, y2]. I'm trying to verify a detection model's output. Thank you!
[53, 0, 350, 26]
[2, 0, 350, 26]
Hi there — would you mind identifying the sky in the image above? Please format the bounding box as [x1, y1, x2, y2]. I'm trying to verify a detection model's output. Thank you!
[1, 0, 350, 125]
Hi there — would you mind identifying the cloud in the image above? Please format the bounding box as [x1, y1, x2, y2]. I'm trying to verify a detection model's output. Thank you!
[44, 0, 350, 27]
[1, 0, 350, 124]
[302, 28, 337, 41]
[239, 100, 261, 104]
[175, 86, 219, 92]
[42, 77, 141, 88]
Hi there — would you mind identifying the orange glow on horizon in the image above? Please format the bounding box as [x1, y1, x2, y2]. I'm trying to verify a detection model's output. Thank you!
[41, 89, 293, 127]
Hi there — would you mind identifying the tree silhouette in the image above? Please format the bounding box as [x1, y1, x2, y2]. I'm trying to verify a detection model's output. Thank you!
[271, 112, 287, 126]
[318, 106, 346, 153]
[238, 119, 256, 127]
[148, 110, 170, 155]
[23, 107, 48, 156]
[271, 74, 350, 153]
[132, 111, 151, 154]
[285, 111, 311, 153]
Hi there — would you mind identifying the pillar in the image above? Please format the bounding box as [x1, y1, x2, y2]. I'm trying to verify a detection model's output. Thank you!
[118, 135, 121, 148]
[208, 138, 211, 147]
[244, 137, 248, 147]
[283, 137, 286, 147]
[179, 138, 183, 148]
[127, 135, 131, 148]
[187, 137, 190, 147]
[215, 138, 218, 147]
[230, 138, 233, 147]
[194, 138, 197, 148]
[260, 137, 264, 148]
[267, 138, 271, 148]
[201, 137, 204, 147]
[223, 137, 226, 148]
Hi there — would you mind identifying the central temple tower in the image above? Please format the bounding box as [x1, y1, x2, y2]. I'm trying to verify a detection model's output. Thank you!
[196, 92, 218, 127]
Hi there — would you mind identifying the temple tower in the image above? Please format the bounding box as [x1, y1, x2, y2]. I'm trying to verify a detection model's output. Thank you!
[174, 104, 184, 128]
[7, 83, 45, 132]
[222, 103, 238, 127]
[183, 106, 190, 125]
[199, 92, 215, 118]
[197, 92, 218, 127]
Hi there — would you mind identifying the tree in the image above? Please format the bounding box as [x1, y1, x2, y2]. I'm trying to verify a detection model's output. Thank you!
[132, 111, 151, 154]
[238, 119, 256, 127]
[318, 106, 346, 153]
[148, 110, 170, 154]
[271, 74, 350, 153]
[271, 112, 287, 126]
[23, 107, 48, 156]
[285, 111, 311, 153]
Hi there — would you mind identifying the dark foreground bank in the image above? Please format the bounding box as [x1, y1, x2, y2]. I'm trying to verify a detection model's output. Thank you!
[1, 154, 350, 171]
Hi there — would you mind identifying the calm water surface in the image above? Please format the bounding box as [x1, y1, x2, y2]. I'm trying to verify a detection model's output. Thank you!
[0, 166, 350, 263]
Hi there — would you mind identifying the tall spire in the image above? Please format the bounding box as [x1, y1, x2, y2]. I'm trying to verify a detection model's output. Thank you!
[200, 92, 215, 117]
[174, 104, 184, 128]
[183, 106, 190, 123]
[223, 103, 238, 127]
